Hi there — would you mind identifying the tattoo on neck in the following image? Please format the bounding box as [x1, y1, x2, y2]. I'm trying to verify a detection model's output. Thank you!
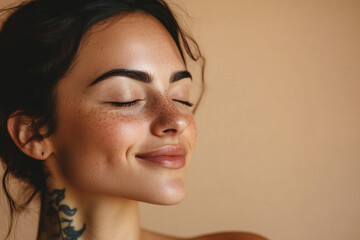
[45, 188, 86, 240]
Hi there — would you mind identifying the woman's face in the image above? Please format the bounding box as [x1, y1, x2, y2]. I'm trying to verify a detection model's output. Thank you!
[48, 12, 197, 205]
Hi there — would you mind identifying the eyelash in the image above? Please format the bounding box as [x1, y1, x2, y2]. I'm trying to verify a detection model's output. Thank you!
[173, 99, 194, 107]
[109, 99, 194, 107]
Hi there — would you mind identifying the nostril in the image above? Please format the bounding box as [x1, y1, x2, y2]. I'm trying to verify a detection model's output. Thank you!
[163, 128, 177, 133]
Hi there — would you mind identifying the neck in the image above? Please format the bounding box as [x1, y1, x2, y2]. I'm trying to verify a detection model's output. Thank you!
[36, 184, 142, 240]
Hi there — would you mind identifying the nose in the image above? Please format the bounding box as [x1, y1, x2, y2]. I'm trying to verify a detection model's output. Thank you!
[150, 98, 190, 137]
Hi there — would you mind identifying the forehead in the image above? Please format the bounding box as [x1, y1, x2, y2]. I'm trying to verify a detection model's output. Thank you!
[71, 12, 185, 77]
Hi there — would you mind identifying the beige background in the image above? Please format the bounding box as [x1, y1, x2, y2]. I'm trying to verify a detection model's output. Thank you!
[1, 0, 360, 240]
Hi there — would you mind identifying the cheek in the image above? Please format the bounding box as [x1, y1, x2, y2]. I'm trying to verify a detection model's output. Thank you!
[53, 104, 146, 190]
[59, 104, 144, 148]
[182, 114, 197, 151]
[188, 117, 197, 143]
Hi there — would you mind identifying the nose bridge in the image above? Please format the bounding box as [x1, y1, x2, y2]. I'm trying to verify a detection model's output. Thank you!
[149, 92, 189, 136]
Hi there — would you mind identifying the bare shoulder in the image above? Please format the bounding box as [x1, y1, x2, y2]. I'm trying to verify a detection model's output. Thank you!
[141, 229, 268, 240]
[141, 229, 184, 240]
[187, 232, 269, 240]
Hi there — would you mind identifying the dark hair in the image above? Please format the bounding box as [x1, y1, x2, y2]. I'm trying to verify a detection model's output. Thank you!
[0, 0, 205, 238]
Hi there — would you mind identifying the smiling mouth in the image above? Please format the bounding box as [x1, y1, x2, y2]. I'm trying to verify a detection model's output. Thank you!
[135, 145, 187, 169]
[135, 155, 186, 169]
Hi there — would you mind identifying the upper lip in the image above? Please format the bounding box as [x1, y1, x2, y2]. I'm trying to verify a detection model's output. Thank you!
[136, 145, 186, 158]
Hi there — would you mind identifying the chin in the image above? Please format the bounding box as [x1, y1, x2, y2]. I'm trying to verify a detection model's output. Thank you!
[159, 190, 186, 205]
[145, 181, 186, 205]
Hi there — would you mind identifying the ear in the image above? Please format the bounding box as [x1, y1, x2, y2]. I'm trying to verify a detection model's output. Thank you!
[7, 114, 54, 160]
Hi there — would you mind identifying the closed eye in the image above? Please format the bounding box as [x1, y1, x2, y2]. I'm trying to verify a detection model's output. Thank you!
[172, 99, 194, 107]
[109, 100, 139, 107]
[108, 99, 193, 108]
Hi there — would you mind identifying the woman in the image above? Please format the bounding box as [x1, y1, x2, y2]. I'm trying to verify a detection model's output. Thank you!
[0, 0, 267, 239]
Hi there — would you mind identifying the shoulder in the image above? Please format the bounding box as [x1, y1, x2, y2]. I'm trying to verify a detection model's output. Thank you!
[187, 232, 269, 240]
[141, 229, 268, 240]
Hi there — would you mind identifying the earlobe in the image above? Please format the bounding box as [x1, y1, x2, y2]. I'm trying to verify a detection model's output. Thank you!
[7, 114, 53, 160]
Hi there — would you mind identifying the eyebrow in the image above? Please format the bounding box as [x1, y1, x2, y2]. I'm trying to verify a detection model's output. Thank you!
[89, 68, 192, 87]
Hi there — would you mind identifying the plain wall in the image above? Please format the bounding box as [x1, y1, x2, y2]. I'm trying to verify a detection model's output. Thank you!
[1, 0, 359, 240]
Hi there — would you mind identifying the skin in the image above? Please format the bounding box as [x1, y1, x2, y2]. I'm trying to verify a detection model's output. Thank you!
[38, 12, 196, 240]
[8, 11, 268, 240]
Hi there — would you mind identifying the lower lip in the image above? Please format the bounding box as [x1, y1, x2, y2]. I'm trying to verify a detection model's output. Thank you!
[136, 155, 186, 169]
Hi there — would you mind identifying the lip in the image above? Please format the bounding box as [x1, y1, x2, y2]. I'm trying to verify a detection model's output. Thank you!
[135, 145, 186, 169]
